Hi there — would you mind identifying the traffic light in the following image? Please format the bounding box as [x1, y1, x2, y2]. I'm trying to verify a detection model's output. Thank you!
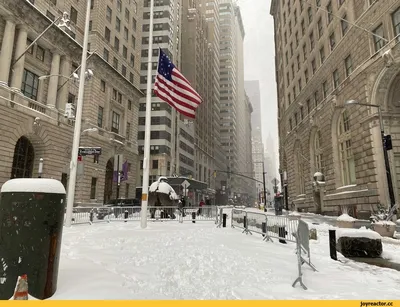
[384, 135, 393, 150]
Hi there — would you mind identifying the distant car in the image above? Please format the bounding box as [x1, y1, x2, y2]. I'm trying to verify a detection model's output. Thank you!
[97, 198, 141, 219]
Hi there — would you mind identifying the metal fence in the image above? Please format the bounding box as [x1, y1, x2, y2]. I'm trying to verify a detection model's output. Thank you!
[231, 209, 300, 243]
[66, 206, 219, 225]
[228, 208, 317, 290]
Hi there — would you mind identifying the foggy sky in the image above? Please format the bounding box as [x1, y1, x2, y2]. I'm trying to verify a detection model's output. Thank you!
[238, 0, 278, 161]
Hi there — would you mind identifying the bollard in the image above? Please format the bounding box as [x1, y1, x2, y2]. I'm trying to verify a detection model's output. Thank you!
[329, 229, 338, 261]
[222, 213, 227, 227]
[278, 226, 287, 244]
[262, 222, 267, 237]
[243, 216, 247, 229]
[192, 212, 196, 223]
[89, 210, 94, 223]
[124, 210, 128, 222]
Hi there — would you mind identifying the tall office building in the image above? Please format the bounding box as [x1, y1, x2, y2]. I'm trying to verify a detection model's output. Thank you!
[218, 0, 251, 199]
[245, 80, 266, 201]
[0, 0, 143, 203]
[181, 0, 223, 196]
[271, 0, 400, 217]
[137, 0, 196, 186]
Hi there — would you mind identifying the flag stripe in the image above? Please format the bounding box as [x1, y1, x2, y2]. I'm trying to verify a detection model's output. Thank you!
[154, 81, 196, 114]
[155, 75, 199, 109]
[154, 87, 196, 118]
[171, 70, 202, 101]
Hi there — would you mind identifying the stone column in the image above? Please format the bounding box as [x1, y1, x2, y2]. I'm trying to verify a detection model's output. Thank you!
[57, 56, 71, 111]
[0, 19, 16, 86]
[46, 52, 61, 107]
[10, 26, 28, 90]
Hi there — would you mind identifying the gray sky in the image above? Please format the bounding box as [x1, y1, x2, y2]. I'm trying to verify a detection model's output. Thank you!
[238, 0, 278, 161]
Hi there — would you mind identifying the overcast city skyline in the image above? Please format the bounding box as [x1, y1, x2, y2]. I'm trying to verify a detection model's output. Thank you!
[238, 0, 278, 173]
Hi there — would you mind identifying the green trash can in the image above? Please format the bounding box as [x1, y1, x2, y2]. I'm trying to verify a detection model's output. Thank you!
[0, 178, 66, 300]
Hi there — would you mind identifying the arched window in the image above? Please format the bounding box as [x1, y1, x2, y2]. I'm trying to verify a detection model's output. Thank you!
[314, 130, 323, 172]
[338, 110, 356, 185]
[11, 136, 34, 179]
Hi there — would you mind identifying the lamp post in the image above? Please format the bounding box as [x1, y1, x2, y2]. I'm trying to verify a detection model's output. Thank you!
[283, 170, 289, 211]
[65, 0, 92, 227]
[345, 100, 395, 208]
[254, 161, 267, 209]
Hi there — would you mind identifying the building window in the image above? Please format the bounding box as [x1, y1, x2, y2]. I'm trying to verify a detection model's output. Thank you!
[295, 147, 305, 195]
[113, 57, 118, 69]
[309, 31, 315, 49]
[125, 8, 130, 22]
[152, 160, 159, 169]
[307, 7, 313, 23]
[300, 106, 304, 120]
[314, 130, 323, 173]
[105, 27, 110, 42]
[122, 65, 127, 77]
[131, 35, 136, 49]
[116, 17, 121, 32]
[125, 183, 130, 198]
[21, 69, 39, 100]
[301, 19, 305, 36]
[338, 110, 356, 185]
[322, 81, 328, 98]
[326, 1, 333, 23]
[317, 18, 323, 38]
[329, 32, 336, 50]
[303, 44, 307, 61]
[341, 14, 348, 36]
[311, 58, 316, 74]
[333, 69, 340, 89]
[129, 73, 134, 83]
[103, 48, 109, 61]
[126, 122, 131, 140]
[372, 24, 385, 51]
[46, 10, 55, 21]
[132, 18, 137, 31]
[117, 0, 122, 11]
[128, 100, 132, 110]
[114, 37, 120, 51]
[100, 80, 106, 92]
[289, 118, 293, 130]
[130, 54, 135, 67]
[345, 55, 353, 77]
[36, 46, 45, 61]
[26, 38, 34, 54]
[314, 91, 319, 107]
[106, 6, 112, 22]
[392, 7, 400, 41]
[305, 69, 309, 83]
[70, 6, 78, 23]
[98, 106, 103, 128]
[111, 111, 120, 134]
[90, 178, 97, 199]
[319, 46, 325, 64]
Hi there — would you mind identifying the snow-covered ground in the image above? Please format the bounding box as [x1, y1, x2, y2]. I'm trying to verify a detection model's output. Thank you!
[34, 213, 400, 300]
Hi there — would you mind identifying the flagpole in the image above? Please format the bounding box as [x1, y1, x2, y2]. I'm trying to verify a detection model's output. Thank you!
[140, 0, 155, 229]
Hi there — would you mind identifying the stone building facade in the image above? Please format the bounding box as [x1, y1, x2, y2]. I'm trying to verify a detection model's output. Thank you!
[0, 0, 142, 205]
[271, 0, 400, 217]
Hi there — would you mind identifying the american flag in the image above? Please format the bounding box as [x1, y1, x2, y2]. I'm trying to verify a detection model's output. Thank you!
[154, 48, 202, 119]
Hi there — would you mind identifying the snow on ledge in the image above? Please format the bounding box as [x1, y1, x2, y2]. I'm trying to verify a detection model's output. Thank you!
[337, 214, 356, 222]
[1, 178, 66, 194]
[336, 227, 381, 242]
[374, 220, 396, 226]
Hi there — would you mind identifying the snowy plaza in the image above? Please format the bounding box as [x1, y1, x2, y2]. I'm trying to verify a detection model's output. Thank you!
[41, 211, 400, 300]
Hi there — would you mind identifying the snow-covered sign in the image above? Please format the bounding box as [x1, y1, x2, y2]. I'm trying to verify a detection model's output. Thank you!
[1, 178, 66, 194]
[271, 177, 280, 185]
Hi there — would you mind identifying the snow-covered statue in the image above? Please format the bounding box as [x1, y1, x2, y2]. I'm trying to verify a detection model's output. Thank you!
[148, 177, 180, 219]
[148, 176, 179, 207]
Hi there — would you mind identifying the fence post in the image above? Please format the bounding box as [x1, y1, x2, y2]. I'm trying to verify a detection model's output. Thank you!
[124, 210, 128, 222]
[278, 225, 287, 244]
[192, 211, 196, 223]
[262, 221, 266, 237]
[242, 211, 252, 235]
[89, 209, 94, 223]
[329, 229, 337, 261]
[222, 213, 227, 227]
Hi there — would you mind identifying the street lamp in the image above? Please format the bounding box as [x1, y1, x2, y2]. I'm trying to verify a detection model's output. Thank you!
[254, 161, 267, 210]
[65, 0, 92, 227]
[39, 73, 79, 81]
[345, 99, 395, 208]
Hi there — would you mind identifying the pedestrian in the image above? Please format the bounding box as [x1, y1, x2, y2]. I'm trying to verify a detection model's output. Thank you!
[198, 199, 205, 215]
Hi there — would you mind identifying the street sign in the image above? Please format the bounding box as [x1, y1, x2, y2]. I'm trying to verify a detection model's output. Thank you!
[271, 177, 280, 185]
[78, 147, 102, 156]
[181, 180, 190, 188]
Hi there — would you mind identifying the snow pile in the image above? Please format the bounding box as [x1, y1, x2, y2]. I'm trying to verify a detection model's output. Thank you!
[149, 181, 179, 200]
[373, 220, 396, 226]
[337, 214, 356, 222]
[289, 211, 301, 216]
[336, 227, 381, 242]
[1, 178, 66, 194]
